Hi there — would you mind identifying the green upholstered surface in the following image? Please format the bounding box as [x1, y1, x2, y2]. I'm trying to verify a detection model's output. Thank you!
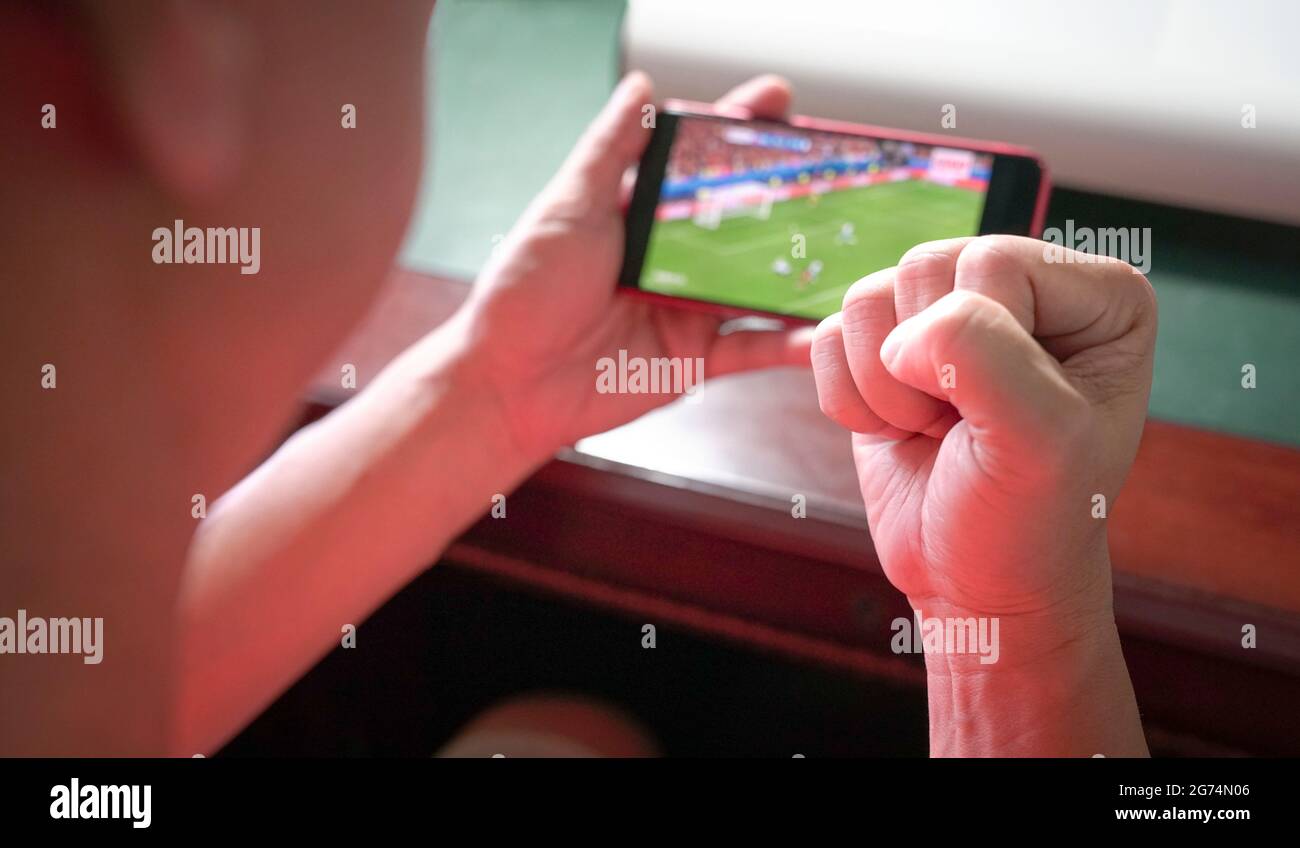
[401, 0, 626, 278]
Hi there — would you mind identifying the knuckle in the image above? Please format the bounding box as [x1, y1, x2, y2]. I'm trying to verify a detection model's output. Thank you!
[812, 313, 842, 346]
[900, 237, 969, 265]
[927, 290, 1003, 352]
[955, 235, 1021, 280]
[814, 383, 862, 428]
[893, 251, 953, 300]
[1126, 268, 1159, 328]
[810, 318, 846, 371]
[841, 269, 892, 318]
[817, 391, 849, 422]
[810, 339, 842, 373]
[1094, 261, 1159, 351]
[896, 251, 950, 279]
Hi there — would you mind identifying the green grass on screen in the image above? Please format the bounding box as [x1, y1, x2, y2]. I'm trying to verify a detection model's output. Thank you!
[640, 181, 984, 321]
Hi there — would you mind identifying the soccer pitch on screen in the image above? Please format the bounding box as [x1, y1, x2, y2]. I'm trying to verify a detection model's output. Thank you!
[640, 180, 985, 321]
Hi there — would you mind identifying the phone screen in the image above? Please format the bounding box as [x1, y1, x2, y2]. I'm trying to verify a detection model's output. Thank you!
[622, 112, 1029, 322]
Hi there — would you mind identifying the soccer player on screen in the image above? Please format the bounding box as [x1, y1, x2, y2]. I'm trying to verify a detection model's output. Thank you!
[799, 259, 824, 289]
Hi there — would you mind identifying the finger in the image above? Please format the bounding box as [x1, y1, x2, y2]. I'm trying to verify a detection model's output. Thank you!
[716, 74, 793, 120]
[706, 322, 815, 378]
[879, 290, 1090, 477]
[897, 235, 1156, 361]
[619, 74, 789, 209]
[839, 268, 960, 438]
[556, 71, 655, 216]
[892, 238, 973, 323]
[812, 314, 909, 437]
[956, 235, 1157, 367]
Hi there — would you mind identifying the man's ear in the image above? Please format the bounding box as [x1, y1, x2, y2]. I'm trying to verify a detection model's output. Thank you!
[83, 0, 254, 201]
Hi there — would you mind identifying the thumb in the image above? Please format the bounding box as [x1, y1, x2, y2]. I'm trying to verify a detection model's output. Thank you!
[551, 71, 654, 218]
[879, 290, 1091, 475]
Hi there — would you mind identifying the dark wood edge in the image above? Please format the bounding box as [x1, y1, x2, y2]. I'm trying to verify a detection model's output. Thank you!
[529, 449, 1300, 676]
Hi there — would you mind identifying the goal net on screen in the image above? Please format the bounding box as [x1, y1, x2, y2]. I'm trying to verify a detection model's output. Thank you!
[692, 181, 774, 230]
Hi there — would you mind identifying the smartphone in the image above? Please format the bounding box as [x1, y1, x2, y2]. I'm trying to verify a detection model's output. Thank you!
[619, 101, 1050, 323]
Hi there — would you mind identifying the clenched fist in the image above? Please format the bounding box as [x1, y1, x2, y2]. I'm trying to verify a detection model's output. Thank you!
[812, 235, 1156, 756]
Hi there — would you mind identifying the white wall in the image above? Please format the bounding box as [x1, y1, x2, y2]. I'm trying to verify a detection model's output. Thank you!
[623, 0, 1300, 224]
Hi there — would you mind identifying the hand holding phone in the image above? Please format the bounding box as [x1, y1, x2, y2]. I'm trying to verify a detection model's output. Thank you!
[455, 74, 814, 462]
